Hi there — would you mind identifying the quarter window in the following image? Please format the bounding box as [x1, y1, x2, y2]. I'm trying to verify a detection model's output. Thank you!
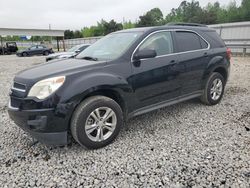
[139, 31, 174, 56]
[175, 31, 208, 52]
[200, 38, 208, 49]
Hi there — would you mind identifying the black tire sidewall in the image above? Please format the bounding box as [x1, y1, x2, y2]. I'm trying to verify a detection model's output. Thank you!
[73, 98, 123, 149]
[22, 52, 28, 57]
[44, 51, 49, 56]
[206, 73, 225, 105]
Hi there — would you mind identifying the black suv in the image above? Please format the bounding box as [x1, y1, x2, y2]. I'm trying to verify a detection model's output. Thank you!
[0, 42, 18, 55]
[8, 24, 231, 149]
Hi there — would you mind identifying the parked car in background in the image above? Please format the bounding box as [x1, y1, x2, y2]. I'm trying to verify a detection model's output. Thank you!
[16, 45, 53, 57]
[8, 23, 231, 149]
[0, 42, 18, 55]
[46, 44, 90, 62]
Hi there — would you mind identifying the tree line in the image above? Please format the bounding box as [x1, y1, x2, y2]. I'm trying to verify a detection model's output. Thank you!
[3, 0, 250, 41]
[64, 0, 250, 39]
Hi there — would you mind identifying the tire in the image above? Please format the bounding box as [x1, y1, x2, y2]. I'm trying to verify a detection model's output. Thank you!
[22, 52, 28, 57]
[44, 51, 49, 56]
[70, 96, 123, 149]
[201, 72, 225, 105]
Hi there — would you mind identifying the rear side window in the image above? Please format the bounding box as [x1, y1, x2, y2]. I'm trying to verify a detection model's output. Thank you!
[139, 31, 174, 56]
[204, 31, 225, 48]
[200, 38, 208, 49]
[175, 31, 208, 52]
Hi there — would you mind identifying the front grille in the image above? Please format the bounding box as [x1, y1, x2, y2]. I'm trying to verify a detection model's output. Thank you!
[12, 82, 26, 92]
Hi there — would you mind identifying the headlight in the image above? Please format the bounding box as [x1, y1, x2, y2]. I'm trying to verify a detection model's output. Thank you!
[28, 76, 65, 99]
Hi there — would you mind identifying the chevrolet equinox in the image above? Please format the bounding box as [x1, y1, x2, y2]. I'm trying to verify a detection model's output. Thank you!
[8, 23, 231, 149]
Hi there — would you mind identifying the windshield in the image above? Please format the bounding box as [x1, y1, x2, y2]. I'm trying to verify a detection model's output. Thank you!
[76, 32, 142, 61]
[68, 45, 81, 52]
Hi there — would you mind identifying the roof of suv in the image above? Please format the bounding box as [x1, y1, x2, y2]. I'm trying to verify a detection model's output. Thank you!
[116, 24, 215, 34]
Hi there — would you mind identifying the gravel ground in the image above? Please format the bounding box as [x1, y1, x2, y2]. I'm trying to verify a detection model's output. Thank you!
[0, 55, 249, 188]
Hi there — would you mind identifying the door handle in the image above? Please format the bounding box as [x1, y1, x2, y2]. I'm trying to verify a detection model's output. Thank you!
[204, 52, 208, 57]
[169, 60, 178, 65]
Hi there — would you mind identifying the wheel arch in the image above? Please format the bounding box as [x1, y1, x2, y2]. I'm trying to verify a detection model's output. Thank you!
[84, 88, 127, 115]
[202, 55, 229, 88]
[66, 86, 129, 131]
[212, 66, 228, 82]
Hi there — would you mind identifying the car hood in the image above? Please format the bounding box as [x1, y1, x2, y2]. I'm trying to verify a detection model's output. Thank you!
[15, 58, 106, 84]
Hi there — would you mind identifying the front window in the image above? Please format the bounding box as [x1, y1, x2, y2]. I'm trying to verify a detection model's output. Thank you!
[138, 31, 174, 56]
[29, 46, 37, 50]
[77, 32, 142, 61]
[37, 45, 45, 49]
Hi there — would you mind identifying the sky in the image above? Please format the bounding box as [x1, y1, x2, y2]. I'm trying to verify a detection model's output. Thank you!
[0, 0, 242, 30]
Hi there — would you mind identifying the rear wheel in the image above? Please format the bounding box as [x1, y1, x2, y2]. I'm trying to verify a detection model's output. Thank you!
[201, 72, 225, 105]
[70, 96, 123, 149]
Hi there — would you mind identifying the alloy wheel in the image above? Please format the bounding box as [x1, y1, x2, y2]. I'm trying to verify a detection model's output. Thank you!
[210, 78, 223, 100]
[85, 107, 117, 142]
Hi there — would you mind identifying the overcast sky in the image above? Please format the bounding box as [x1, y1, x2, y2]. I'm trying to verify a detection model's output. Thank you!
[0, 0, 242, 30]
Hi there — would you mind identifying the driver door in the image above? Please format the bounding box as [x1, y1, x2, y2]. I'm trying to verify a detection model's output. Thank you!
[131, 31, 184, 109]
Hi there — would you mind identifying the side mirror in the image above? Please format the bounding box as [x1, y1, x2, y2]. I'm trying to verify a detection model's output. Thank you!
[133, 49, 157, 61]
[75, 50, 81, 53]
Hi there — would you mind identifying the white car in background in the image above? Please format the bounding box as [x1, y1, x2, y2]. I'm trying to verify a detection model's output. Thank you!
[46, 44, 90, 62]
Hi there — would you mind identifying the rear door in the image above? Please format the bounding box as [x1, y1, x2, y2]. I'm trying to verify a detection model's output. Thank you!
[131, 31, 184, 109]
[173, 30, 210, 95]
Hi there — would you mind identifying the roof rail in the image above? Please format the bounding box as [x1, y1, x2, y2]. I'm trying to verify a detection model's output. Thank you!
[167, 22, 208, 27]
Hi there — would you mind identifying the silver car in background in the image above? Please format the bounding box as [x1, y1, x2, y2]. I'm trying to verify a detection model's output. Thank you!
[46, 44, 90, 62]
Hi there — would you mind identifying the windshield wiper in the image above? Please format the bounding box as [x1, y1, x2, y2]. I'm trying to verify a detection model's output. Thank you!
[80, 56, 98, 61]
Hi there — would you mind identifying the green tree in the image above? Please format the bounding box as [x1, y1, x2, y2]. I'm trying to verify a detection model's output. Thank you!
[200, 2, 220, 24]
[103, 20, 123, 35]
[123, 21, 135, 29]
[74, 30, 83, 38]
[64, 30, 74, 39]
[240, 0, 250, 20]
[81, 27, 95, 38]
[137, 8, 164, 27]
[165, 1, 203, 24]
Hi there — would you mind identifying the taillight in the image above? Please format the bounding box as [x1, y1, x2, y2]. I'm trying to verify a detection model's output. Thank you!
[226, 48, 232, 60]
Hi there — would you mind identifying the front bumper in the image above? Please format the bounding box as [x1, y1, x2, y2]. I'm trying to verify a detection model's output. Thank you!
[8, 102, 68, 146]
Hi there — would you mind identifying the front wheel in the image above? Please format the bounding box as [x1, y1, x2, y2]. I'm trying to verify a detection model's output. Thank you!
[22, 52, 28, 57]
[70, 96, 123, 149]
[201, 72, 225, 105]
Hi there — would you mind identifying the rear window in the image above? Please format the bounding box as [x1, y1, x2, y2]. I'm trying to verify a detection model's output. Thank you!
[203, 31, 225, 48]
[175, 31, 208, 52]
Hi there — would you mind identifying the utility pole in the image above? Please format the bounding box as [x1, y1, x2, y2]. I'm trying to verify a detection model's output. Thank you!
[49, 24, 52, 45]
